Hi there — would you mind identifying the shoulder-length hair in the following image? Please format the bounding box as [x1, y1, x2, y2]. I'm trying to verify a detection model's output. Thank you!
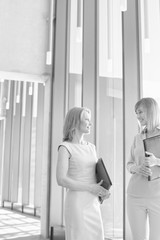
[135, 97, 160, 132]
[63, 107, 91, 142]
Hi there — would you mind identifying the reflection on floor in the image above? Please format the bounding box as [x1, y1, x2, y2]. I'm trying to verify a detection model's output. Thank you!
[0, 208, 41, 240]
[0, 208, 123, 240]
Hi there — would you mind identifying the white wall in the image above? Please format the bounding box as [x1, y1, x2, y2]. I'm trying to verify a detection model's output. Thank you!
[0, 0, 50, 76]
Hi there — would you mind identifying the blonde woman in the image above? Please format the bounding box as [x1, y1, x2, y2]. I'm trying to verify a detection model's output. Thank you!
[56, 107, 110, 240]
[127, 98, 160, 240]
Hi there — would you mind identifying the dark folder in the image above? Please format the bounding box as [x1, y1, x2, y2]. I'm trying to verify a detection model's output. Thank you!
[143, 135, 160, 181]
[96, 158, 112, 190]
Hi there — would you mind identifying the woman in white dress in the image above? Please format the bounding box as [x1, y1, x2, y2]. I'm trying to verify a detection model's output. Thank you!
[56, 107, 110, 240]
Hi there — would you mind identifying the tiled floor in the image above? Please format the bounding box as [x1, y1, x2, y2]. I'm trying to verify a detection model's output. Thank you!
[0, 208, 123, 240]
[0, 208, 42, 240]
[0, 208, 66, 240]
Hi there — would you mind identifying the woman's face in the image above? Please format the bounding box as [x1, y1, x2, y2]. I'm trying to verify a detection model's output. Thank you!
[135, 105, 147, 127]
[79, 111, 92, 134]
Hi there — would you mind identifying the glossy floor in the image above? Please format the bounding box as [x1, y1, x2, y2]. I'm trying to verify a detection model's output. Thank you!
[0, 208, 42, 240]
[0, 208, 123, 240]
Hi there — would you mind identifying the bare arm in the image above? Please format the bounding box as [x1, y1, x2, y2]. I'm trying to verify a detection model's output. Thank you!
[56, 146, 108, 197]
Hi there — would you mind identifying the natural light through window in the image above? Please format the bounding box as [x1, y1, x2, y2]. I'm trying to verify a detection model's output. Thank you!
[0, 208, 40, 239]
[140, 0, 160, 107]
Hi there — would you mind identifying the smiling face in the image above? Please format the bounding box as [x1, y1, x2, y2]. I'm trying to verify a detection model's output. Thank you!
[79, 110, 92, 135]
[135, 105, 147, 127]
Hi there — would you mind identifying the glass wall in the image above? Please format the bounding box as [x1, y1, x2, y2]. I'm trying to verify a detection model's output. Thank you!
[68, 0, 83, 109]
[139, 0, 160, 103]
[68, 0, 124, 239]
[0, 79, 44, 216]
[98, 0, 123, 238]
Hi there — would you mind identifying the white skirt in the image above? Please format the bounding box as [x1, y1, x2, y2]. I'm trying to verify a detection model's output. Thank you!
[64, 190, 104, 240]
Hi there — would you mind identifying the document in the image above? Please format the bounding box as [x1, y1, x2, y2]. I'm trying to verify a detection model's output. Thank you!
[96, 158, 112, 190]
[143, 135, 160, 181]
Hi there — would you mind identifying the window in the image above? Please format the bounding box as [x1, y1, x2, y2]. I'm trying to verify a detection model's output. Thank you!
[98, 0, 123, 238]
[140, 0, 160, 105]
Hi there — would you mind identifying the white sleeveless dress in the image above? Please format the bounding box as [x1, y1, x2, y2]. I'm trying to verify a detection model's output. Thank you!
[59, 141, 104, 240]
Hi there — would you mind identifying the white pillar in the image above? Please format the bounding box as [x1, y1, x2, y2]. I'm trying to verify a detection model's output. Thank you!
[122, 0, 141, 239]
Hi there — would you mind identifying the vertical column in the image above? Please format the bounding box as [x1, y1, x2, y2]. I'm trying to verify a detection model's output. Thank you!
[82, 0, 98, 143]
[122, 0, 141, 239]
[18, 82, 27, 204]
[0, 80, 7, 120]
[0, 119, 6, 204]
[0, 80, 8, 204]
[41, 78, 52, 237]
[34, 83, 44, 209]
[22, 83, 33, 205]
[49, 0, 69, 231]
[2, 81, 14, 202]
[10, 81, 22, 203]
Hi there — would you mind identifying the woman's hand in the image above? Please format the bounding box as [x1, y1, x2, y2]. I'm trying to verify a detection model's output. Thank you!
[136, 159, 152, 177]
[99, 190, 111, 201]
[145, 151, 158, 167]
[90, 180, 111, 199]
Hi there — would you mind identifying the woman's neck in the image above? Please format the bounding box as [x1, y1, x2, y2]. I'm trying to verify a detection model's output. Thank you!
[72, 132, 86, 144]
[72, 133, 84, 144]
[146, 127, 159, 138]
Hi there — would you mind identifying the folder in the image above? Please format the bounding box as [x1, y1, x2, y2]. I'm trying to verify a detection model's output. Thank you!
[143, 135, 160, 181]
[96, 158, 112, 190]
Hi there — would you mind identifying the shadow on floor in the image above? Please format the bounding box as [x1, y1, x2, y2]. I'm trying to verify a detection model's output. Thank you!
[0, 208, 66, 240]
[49, 226, 65, 240]
[0, 207, 41, 240]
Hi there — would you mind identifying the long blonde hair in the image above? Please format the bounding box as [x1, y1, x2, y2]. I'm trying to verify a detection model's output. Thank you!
[63, 107, 91, 142]
[135, 97, 160, 132]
